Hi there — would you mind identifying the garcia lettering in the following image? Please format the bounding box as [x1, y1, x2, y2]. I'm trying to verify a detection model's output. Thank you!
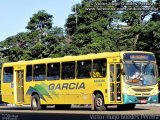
[49, 82, 85, 90]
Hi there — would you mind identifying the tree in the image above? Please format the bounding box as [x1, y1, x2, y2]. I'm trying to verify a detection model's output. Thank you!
[136, 21, 160, 73]
[26, 10, 53, 32]
[112, 0, 158, 52]
[150, 0, 160, 22]
[25, 10, 53, 58]
[65, 0, 116, 54]
[25, 10, 65, 59]
[155, 0, 160, 10]
[42, 26, 65, 57]
[0, 33, 31, 61]
[0, 10, 65, 61]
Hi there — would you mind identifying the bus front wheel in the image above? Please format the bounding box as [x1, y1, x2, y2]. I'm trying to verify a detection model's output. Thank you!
[94, 93, 106, 111]
[117, 104, 135, 110]
[127, 104, 135, 110]
[31, 94, 41, 110]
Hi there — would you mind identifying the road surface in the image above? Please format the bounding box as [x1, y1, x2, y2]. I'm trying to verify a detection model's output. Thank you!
[0, 104, 160, 120]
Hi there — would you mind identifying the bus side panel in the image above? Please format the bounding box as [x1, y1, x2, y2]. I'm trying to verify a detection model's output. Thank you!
[23, 82, 31, 105]
[40, 80, 91, 105]
[67, 79, 91, 104]
[25, 79, 93, 105]
[1, 83, 14, 104]
[92, 78, 109, 104]
[24, 81, 54, 105]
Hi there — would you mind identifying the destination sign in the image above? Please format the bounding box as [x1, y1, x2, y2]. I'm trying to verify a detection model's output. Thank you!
[124, 53, 155, 61]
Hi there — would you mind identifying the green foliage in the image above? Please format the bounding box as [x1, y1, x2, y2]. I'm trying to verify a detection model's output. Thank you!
[0, 10, 64, 61]
[26, 10, 53, 32]
[136, 21, 160, 74]
[120, 11, 141, 26]
[65, 0, 116, 54]
[155, 0, 160, 10]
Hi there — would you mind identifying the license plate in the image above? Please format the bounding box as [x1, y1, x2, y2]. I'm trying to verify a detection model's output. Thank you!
[140, 99, 147, 103]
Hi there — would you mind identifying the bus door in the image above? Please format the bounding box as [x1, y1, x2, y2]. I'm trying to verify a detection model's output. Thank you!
[15, 69, 24, 104]
[109, 63, 122, 103]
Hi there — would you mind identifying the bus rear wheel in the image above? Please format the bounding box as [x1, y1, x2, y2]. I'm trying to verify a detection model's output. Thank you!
[94, 93, 106, 111]
[41, 105, 47, 110]
[31, 94, 41, 110]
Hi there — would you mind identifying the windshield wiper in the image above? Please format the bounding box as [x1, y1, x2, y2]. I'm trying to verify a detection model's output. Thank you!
[132, 60, 141, 72]
[142, 61, 150, 72]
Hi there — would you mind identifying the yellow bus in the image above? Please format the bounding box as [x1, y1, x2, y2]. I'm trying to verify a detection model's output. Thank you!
[0, 51, 159, 111]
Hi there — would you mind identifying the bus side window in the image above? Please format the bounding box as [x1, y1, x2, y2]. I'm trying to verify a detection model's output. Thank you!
[26, 65, 32, 82]
[62, 62, 75, 79]
[93, 59, 106, 78]
[3, 67, 13, 83]
[47, 63, 60, 80]
[33, 64, 46, 81]
[77, 60, 91, 79]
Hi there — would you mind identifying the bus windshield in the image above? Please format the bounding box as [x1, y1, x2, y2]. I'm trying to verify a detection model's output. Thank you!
[124, 62, 157, 86]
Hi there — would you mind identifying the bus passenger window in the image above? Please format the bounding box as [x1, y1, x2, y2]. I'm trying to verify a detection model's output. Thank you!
[33, 64, 46, 81]
[77, 60, 91, 79]
[47, 63, 60, 80]
[26, 65, 32, 82]
[62, 62, 75, 79]
[93, 59, 106, 78]
[3, 67, 13, 83]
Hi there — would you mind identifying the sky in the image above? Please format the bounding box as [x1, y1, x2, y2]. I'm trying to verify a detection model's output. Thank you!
[0, 0, 81, 41]
[0, 0, 150, 41]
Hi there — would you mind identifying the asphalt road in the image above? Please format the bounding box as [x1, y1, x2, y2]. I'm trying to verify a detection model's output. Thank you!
[0, 104, 160, 120]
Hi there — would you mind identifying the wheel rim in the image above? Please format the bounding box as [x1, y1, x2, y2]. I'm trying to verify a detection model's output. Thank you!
[32, 98, 37, 108]
[96, 98, 103, 107]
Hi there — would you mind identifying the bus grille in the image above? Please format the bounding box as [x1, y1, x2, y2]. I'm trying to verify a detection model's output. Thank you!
[132, 88, 153, 92]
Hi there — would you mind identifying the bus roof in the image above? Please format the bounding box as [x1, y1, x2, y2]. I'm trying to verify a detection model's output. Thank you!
[2, 51, 154, 67]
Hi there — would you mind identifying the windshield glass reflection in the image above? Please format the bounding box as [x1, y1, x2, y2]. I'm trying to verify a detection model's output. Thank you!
[124, 62, 157, 86]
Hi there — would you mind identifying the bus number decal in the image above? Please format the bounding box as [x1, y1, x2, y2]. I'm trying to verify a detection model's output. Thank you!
[94, 80, 105, 82]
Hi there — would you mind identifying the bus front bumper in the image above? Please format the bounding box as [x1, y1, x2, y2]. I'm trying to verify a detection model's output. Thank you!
[123, 94, 158, 104]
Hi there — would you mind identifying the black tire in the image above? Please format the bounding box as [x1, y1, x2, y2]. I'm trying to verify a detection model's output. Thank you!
[55, 104, 71, 110]
[117, 104, 135, 110]
[41, 105, 47, 110]
[158, 93, 160, 103]
[31, 94, 41, 110]
[127, 104, 135, 110]
[117, 105, 126, 110]
[94, 93, 106, 111]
